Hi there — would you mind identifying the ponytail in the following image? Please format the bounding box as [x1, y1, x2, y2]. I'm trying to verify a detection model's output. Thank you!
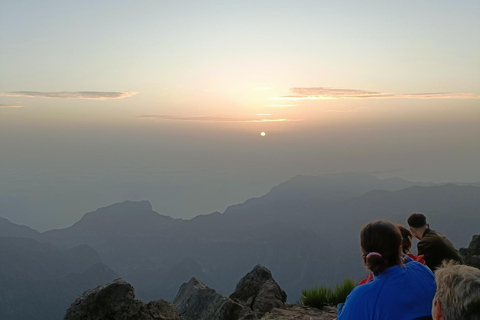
[363, 252, 389, 276]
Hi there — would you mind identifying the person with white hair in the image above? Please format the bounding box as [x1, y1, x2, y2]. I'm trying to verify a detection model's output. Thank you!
[432, 261, 480, 320]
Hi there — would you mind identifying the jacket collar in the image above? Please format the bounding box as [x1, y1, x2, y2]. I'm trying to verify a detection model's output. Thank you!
[422, 228, 432, 238]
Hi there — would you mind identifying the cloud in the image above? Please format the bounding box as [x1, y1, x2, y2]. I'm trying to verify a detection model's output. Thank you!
[1, 91, 138, 100]
[0, 104, 22, 109]
[272, 87, 480, 100]
[264, 104, 298, 107]
[141, 114, 299, 123]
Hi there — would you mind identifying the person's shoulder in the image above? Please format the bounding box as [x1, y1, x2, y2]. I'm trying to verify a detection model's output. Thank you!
[427, 229, 444, 237]
[343, 282, 372, 302]
[406, 260, 435, 278]
[420, 229, 442, 244]
[350, 278, 382, 296]
[338, 284, 376, 320]
[426, 229, 456, 247]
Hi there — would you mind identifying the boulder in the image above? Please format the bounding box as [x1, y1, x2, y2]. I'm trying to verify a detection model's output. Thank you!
[173, 277, 243, 320]
[259, 304, 337, 320]
[460, 234, 480, 269]
[64, 278, 178, 320]
[230, 265, 287, 318]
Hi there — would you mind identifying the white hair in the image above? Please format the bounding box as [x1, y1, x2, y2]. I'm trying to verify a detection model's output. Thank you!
[434, 261, 480, 320]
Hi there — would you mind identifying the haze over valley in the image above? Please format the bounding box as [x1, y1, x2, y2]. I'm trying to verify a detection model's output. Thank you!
[1, 173, 479, 319]
[1, 1, 479, 319]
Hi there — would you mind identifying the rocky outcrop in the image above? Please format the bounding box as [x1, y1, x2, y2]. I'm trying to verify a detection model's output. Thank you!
[173, 277, 243, 320]
[230, 265, 287, 319]
[460, 234, 480, 269]
[261, 305, 337, 320]
[173, 265, 288, 320]
[64, 278, 178, 320]
[65, 266, 298, 320]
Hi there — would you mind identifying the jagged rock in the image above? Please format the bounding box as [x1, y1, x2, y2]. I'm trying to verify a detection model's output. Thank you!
[460, 234, 480, 269]
[64, 278, 178, 320]
[173, 277, 243, 320]
[259, 304, 337, 320]
[230, 265, 287, 318]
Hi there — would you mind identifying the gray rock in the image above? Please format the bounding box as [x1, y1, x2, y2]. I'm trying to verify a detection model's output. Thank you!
[252, 279, 286, 314]
[174, 277, 243, 320]
[230, 265, 287, 318]
[64, 278, 178, 320]
[460, 234, 480, 269]
[259, 304, 337, 320]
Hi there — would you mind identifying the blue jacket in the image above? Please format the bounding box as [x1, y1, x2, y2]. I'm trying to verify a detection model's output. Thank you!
[338, 261, 436, 320]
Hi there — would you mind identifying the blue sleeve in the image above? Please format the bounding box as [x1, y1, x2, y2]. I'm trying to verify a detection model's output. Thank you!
[338, 286, 372, 320]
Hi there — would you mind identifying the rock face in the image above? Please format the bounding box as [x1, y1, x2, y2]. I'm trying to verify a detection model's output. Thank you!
[230, 265, 287, 319]
[173, 265, 288, 320]
[260, 305, 337, 320]
[460, 235, 480, 269]
[64, 278, 179, 320]
[173, 277, 243, 320]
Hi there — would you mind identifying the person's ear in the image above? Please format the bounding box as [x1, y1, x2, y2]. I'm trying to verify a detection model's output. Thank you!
[427, 224, 430, 229]
[434, 300, 444, 320]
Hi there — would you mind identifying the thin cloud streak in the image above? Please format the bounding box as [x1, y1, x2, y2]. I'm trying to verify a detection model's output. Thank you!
[0, 104, 22, 109]
[264, 104, 298, 107]
[273, 87, 480, 100]
[141, 114, 300, 123]
[245, 119, 292, 123]
[2, 91, 138, 100]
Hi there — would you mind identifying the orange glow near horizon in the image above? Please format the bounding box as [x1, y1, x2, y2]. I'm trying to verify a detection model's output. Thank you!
[245, 118, 290, 123]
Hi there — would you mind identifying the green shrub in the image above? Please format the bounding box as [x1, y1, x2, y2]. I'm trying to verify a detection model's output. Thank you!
[331, 277, 355, 304]
[298, 278, 355, 308]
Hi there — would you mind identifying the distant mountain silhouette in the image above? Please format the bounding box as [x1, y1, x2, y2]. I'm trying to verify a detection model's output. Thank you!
[0, 216, 44, 241]
[0, 236, 118, 320]
[357, 184, 480, 213]
[44, 200, 181, 246]
[41, 178, 480, 306]
[232, 172, 433, 209]
[1, 173, 479, 320]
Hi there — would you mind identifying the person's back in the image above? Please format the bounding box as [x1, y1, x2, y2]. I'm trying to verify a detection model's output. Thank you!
[338, 220, 436, 320]
[419, 228, 463, 271]
[339, 261, 436, 320]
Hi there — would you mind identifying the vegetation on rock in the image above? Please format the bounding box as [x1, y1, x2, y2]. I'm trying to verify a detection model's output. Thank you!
[298, 278, 355, 309]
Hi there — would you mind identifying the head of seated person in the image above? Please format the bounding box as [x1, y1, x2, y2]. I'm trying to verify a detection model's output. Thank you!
[397, 224, 413, 254]
[361, 220, 403, 275]
[433, 261, 480, 320]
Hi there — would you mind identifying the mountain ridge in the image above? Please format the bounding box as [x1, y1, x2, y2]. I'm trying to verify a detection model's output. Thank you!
[1, 172, 479, 320]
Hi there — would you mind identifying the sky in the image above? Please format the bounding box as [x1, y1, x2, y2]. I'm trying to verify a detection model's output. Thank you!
[1, 0, 479, 231]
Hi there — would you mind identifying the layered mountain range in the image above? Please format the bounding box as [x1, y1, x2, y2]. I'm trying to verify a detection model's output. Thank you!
[1, 173, 479, 320]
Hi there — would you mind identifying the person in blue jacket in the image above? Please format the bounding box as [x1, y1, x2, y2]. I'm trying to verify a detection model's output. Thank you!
[338, 220, 436, 320]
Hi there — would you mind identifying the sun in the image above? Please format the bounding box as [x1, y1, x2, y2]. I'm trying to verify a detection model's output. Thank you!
[260, 132, 266, 137]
